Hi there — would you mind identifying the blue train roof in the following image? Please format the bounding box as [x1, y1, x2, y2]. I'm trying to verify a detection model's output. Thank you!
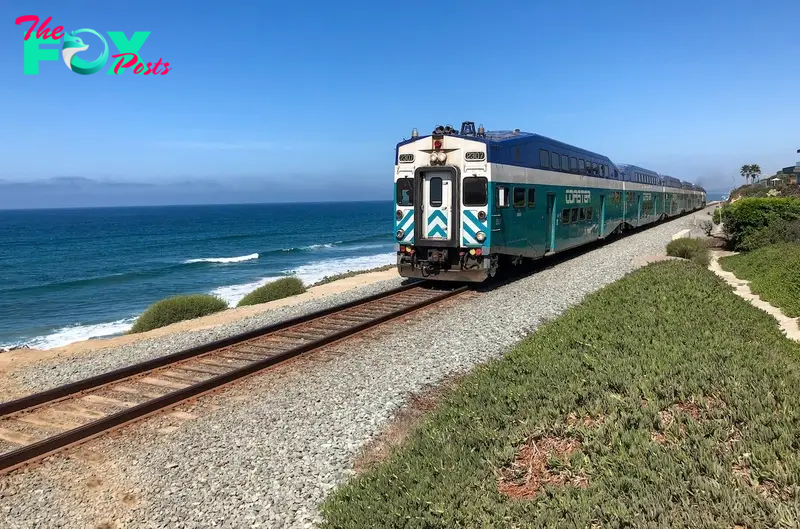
[397, 123, 704, 190]
[617, 164, 659, 176]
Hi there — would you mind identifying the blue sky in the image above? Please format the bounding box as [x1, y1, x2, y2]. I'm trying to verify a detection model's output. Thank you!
[1, 0, 798, 206]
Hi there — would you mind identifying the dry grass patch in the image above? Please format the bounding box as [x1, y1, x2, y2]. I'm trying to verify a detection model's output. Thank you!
[497, 436, 588, 500]
[651, 396, 727, 445]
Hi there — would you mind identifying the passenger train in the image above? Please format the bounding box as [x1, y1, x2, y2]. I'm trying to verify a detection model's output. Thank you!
[394, 121, 706, 281]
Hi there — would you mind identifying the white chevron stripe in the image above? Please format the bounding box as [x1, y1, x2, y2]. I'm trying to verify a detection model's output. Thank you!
[463, 215, 483, 234]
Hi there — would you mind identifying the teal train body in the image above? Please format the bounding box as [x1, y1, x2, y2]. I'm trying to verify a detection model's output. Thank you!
[394, 122, 706, 281]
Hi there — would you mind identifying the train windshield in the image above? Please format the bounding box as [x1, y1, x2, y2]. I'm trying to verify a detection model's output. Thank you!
[463, 177, 488, 206]
[396, 178, 414, 206]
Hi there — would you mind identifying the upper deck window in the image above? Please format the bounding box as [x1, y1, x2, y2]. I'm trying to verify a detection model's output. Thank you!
[463, 177, 488, 206]
[429, 177, 443, 207]
[539, 149, 550, 168]
[570, 157, 577, 172]
[561, 154, 569, 172]
[578, 159, 585, 173]
[396, 178, 414, 206]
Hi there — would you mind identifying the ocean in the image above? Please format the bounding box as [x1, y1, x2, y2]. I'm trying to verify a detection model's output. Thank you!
[0, 202, 395, 350]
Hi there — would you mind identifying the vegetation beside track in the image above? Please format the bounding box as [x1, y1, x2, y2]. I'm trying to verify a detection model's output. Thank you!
[321, 261, 800, 528]
[312, 264, 394, 286]
[720, 198, 800, 251]
[666, 237, 710, 265]
[237, 277, 306, 307]
[720, 242, 800, 317]
[130, 294, 228, 333]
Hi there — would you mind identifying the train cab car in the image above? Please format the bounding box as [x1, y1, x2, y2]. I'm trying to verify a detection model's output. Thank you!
[394, 123, 494, 281]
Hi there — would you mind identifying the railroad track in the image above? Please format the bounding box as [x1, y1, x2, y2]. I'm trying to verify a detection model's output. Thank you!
[0, 281, 468, 475]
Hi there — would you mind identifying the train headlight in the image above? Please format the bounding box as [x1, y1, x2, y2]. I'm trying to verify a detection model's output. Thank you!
[396, 229, 405, 240]
[436, 151, 447, 163]
[396, 210, 403, 221]
[476, 231, 486, 243]
[478, 210, 487, 221]
[430, 153, 438, 164]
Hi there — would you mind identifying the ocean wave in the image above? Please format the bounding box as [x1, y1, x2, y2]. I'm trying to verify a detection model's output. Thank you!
[211, 252, 396, 306]
[3, 317, 136, 351]
[184, 253, 259, 264]
[280, 242, 340, 252]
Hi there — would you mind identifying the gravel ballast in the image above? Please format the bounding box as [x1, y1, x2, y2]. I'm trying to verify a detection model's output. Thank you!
[0, 210, 711, 529]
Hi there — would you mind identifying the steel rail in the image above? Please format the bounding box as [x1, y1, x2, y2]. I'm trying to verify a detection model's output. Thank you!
[0, 283, 468, 474]
[0, 281, 430, 417]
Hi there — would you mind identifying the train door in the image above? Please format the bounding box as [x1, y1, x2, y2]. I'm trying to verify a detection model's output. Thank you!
[636, 195, 642, 226]
[421, 171, 452, 240]
[545, 193, 556, 251]
[599, 194, 606, 236]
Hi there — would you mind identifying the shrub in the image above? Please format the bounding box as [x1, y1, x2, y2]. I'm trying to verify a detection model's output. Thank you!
[722, 198, 800, 250]
[313, 264, 394, 286]
[237, 277, 306, 307]
[666, 237, 710, 266]
[739, 218, 800, 251]
[130, 294, 228, 334]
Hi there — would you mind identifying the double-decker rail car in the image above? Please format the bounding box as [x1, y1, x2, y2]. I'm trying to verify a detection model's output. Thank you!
[394, 121, 706, 282]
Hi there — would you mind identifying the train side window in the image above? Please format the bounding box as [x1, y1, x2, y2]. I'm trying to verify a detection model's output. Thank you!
[614, 169, 618, 179]
[570, 157, 577, 172]
[513, 187, 525, 208]
[396, 177, 414, 206]
[579, 208, 586, 221]
[539, 149, 550, 168]
[462, 177, 488, 206]
[586, 206, 593, 219]
[429, 177, 443, 207]
[593, 162, 599, 175]
[602, 165, 608, 177]
[561, 208, 570, 224]
[571, 208, 579, 223]
[551, 151, 560, 170]
[578, 159, 585, 173]
[496, 186, 509, 208]
[561, 154, 569, 172]
[527, 188, 535, 207]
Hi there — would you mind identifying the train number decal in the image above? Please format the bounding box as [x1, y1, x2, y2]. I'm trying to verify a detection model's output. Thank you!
[643, 193, 652, 201]
[565, 189, 591, 204]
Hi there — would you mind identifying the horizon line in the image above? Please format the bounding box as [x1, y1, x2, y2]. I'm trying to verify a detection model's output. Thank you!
[0, 198, 394, 212]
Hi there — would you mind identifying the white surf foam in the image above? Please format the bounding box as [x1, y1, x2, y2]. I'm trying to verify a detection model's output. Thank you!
[4, 317, 137, 351]
[184, 253, 259, 264]
[291, 252, 396, 285]
[281, 243, 339, 252]
[211, 252, 396, 307]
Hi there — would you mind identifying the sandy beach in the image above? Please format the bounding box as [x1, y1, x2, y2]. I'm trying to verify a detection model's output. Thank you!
[0, 268, 400, 389]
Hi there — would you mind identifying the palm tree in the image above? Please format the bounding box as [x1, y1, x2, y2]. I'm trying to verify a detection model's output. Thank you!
[741, 164, 752, 185]
[750, 164, 762, 184]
